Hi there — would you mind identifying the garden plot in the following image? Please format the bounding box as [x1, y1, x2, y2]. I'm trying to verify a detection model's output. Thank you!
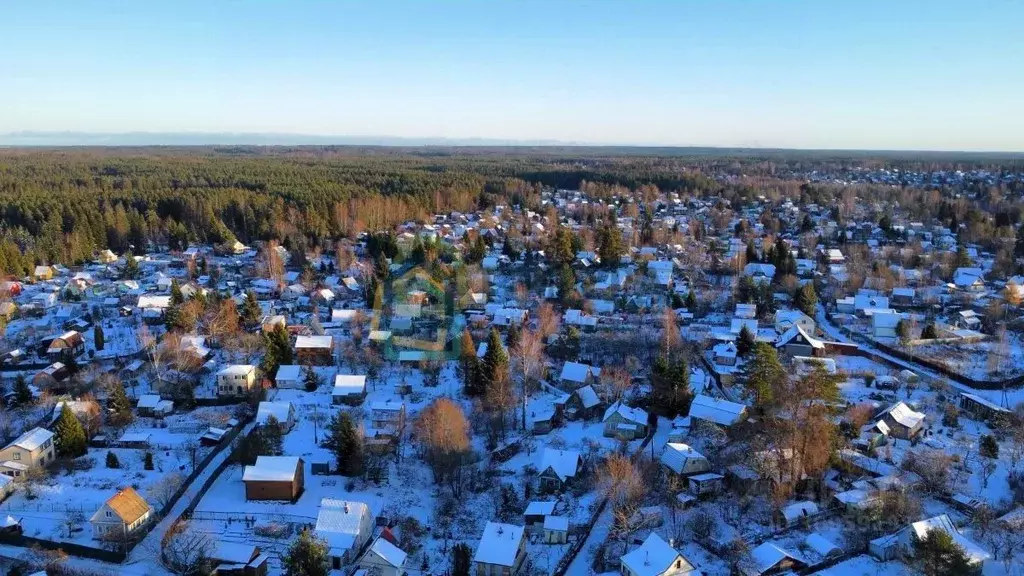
[0, 446, 193, 546]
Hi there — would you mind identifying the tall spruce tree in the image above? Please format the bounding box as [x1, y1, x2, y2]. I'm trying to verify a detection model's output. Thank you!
[262, 416, 285, 456]
[107, 379, 134, 426]
[13, 375, 32, 406]
[326, 411, 364, 476]
[742, 342, 786, 409]
[481, 328, 509, 393]
[54, 403, 87, 458]
[242, 289, 262, 327]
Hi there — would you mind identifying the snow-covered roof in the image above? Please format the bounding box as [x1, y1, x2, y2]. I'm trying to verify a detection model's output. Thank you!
[242, 456, 302, 482]
[543, 515, 569, 531]
[620, 533, 692, 576]
[603, 401, 648, 425]
[217, 364, 255, 377]
[880, 401, 925, 429]
[781, 501, 819, 523]
[659, 443, 708, 475]
[775, 324, 824, 350]
[804, 533, 840, 557]
[367, 537, 407, 568]
[295, 335, 333, 349]
[559, 361, 593, 383]
[333, 374, 367, 395]
[688, 394, 747, 426]
[9, 427, 53, 452]
[539, 448, 581, 482]
[905, 514, 990, 564]
[256, 401, 293, 426]
[524, 501, 556, 516]
[275, 365, 302, 382]
[743, 542, 803, 576]
[473, 522, 524, 567]
[574, 385, 600, 408]
[315, 498, 372, 554]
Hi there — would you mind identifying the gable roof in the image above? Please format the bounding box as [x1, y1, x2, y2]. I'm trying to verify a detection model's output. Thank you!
[366, 537, 407, 568]
[879, 402, 925, 429]
[540, 448, 581, 482]
[95, 487, 151, 524]
[315, 498, 372, 553]
[688, 394, 747, 426]
[659, 443, 708, 474]
[620, 533, 693, 576]
[775, 324, 825, 350]
[473, 522, 524, 567]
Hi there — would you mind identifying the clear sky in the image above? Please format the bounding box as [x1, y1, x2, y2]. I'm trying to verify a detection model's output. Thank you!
[3, 0, 1023, 151]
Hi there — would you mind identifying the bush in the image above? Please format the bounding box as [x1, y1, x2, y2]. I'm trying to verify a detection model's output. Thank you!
[942, 404, 959, 428]
[105, 451, 120, 469]
[144, 451, 154, 470]
[980, 435, 999, 459]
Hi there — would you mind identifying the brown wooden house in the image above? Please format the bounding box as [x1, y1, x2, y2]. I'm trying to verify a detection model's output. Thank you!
[242, 456, 305, 501]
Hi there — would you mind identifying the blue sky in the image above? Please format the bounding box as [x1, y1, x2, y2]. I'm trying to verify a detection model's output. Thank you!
[3, 1, 1023, 150]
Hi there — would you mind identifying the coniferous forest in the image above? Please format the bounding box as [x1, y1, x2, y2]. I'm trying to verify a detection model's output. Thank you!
[1, 146, 1022, 274]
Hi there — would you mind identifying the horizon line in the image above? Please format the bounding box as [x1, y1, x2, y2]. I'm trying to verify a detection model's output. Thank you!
[1, 130, 1023, 155]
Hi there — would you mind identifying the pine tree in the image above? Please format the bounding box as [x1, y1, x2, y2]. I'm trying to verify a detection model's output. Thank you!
[54, 403, 87, 458]
[13, 375, 32, 406]
[742, 342, 786, 409]
[282, 528, 330, 576]
[650, 355, 692, 416]
[452, 543, 472, 576]
[685, 289, 696, 311]
[460, 329, 481, 397]
[122, 252, 139, 279]
[745, 241, 759, 264]
[93, 324, 104, 351]
[921, 323, 938, 339]
[302, 365, 320, 392]
[794, 283, 817, 316]
[596, 223, 624, 267]
[980, 435, 999, 459]
[737, 325, 756, 357]
[242, 289, 261, 327]
[105, 451, 120, 468]
[107, 379, 134, 426]
[326, 411, 364, 476]
[913, 529, 974, 576]
[896, 320, 911, 345]
[170, 279, 184, 306]
[481, 328, 509, 393]
[260, 324, 293, 380]
[263, 416, 285, 456]
[506, 322, 520, 354]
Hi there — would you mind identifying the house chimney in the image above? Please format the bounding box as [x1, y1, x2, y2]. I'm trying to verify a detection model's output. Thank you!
[644, 551, 649, 566]
[344, 503, 349, 514]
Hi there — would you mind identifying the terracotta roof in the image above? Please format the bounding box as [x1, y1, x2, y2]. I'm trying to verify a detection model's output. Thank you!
[105, 487, 151, 524]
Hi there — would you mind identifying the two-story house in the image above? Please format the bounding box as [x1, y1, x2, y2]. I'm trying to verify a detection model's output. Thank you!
[473, 522, 526, 576]
[217, 365, 257, 397]
[0, 428, 55, 479]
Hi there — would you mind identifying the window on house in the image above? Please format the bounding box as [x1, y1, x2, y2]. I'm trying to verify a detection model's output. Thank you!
[105, 511, 112, 518]
[12, 453, 20, 460]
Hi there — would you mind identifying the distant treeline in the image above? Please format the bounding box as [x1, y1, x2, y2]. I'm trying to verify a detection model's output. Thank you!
[0, 147, 1022, 275]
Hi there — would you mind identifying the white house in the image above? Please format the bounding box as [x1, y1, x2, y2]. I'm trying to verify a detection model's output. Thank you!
[90, 487, 153, 541]
[315, 498, 375, 570]
[217, 365, 257, 397]
[659, 443, 711, 477]
[473, 522, 527, 576]
[275, 365, 303, 389]
[256, 401, 296, 431]
[620, 533, 696, 576]
[358, 537, 407, 576]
